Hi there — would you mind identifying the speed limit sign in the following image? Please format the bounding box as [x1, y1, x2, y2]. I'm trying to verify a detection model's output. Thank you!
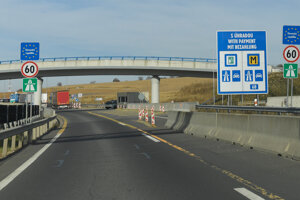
[21, 61, 39, 78]
[283, 45, 300, 63]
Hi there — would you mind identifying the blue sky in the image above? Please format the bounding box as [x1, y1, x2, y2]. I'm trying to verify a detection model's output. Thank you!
[0, 0, 299, 92]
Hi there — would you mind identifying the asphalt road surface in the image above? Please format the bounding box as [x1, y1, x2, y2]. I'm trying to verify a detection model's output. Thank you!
[0, 110, 300, 200]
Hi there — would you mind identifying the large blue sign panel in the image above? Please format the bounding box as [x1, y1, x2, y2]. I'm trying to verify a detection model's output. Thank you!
[283, 25, 300, 45]
[217, 31, 268, 94]
[20, 42, 40, 61]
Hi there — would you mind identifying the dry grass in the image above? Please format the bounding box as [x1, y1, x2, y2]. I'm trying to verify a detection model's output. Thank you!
[172, 80, 216, 103]
[0, 77, 213, 104]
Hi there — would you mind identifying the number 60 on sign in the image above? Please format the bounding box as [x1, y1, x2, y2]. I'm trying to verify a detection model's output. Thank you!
[283, 45, 300, 63]
[21, 61, 39, 78]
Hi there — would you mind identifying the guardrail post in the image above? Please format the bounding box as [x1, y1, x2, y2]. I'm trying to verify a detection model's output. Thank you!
[2, 138, 8, 158]
[18, 133, 23, 149]
[23, 131, 28, 146]
[27, 129, 33, 144]
[43, 124, 45, 135]
[11, 135, 16, 152]
[32, 128, 37, 141]
[37, 126, 40, 138]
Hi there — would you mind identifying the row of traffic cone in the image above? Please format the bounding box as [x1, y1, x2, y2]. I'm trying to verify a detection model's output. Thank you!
[139, 106, 159, 126]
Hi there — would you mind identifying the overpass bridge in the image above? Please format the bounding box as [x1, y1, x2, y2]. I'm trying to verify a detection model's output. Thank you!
[0, 56, 217, 105]
[0, 56, 217, 79]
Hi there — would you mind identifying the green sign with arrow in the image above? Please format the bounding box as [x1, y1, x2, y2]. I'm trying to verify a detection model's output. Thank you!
[283, 63, 298, 78]
[23, 78, 37, 92]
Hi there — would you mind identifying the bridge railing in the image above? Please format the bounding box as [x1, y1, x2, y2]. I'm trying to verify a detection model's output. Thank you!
[0, 56, 216, 64]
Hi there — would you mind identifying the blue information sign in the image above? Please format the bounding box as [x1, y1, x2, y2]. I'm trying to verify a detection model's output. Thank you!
[217, 31, 268, 94]
[283, 25, 300, 45]
[20, 42, 40, 61]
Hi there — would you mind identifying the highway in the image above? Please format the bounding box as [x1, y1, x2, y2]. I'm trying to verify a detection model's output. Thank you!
[0, 110, 299, 200]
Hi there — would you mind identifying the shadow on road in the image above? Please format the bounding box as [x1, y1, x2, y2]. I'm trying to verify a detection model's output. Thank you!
[34, 128, 183, 145]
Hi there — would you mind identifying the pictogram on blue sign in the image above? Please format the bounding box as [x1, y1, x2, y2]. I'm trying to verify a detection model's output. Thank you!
[225, 54, 237, 67]
[255, 70, 263, 82]
[21, 42, 40, 61]
[245, 70, 253, 82]
[232, 70, 241, 82]
[283, 26, 300, 45]
[222, 70, 231, 82]
[250, 84, 259, 90]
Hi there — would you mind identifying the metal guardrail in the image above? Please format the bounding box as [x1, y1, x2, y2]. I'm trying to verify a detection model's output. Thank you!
[0, 115, 57, 140]
[0, 56, 217, 64]
[195, 105, 300, 114]
[0, 115, 58, 158]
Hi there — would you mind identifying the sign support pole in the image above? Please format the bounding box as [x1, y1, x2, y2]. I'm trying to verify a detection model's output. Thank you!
[213, 71, 215, 105]
[241, 95, 244, 105]
[227, 95, 229, 106]
[286, 78, 290, 107]
[291, 78, 293, 107]
[30, 93, 33, 123]
[25, 96, 28, 124]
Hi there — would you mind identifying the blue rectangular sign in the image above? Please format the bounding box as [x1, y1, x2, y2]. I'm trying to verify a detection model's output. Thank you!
[217, 31, 267, 95]
[20, 42, 40, 61]
[283, 25, 300, 44]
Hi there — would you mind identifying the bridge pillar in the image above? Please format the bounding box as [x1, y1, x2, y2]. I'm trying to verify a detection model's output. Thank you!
[151, 75, 160, 103]
[33, 78, 43, 108]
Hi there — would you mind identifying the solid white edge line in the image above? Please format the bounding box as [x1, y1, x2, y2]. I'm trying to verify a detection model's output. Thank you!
[142, 133, 160, 143]
[234, 188, 265, 200]
[0, 133, 62, 191]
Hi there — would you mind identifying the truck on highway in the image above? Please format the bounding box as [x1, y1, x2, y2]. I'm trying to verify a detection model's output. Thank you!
[50, 91, 70, 109]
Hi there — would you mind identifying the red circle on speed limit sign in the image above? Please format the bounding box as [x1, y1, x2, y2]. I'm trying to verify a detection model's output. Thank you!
[283, 45, 300, 63]
[21, 61, 39, 78]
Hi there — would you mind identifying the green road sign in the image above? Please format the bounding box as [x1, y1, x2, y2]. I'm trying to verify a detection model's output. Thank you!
[284, 63, 298, 78]
[23, 78, 37, 92]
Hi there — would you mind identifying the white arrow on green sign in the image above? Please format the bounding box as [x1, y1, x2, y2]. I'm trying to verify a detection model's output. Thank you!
[284, 63, 298, 78]
[23, 78, 37, 92]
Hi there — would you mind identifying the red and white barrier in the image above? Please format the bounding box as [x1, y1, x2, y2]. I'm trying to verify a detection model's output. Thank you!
[151, 110, 155, 125]
[159, 105, 162, 112]
[138, 108, 142, 120]
[145, 109, 149, 122]
[162, 106, 165, 113]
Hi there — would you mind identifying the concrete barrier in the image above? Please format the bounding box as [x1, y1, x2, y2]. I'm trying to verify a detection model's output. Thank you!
[127, 102, 198, 112]
[166, 111, 300, 160]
